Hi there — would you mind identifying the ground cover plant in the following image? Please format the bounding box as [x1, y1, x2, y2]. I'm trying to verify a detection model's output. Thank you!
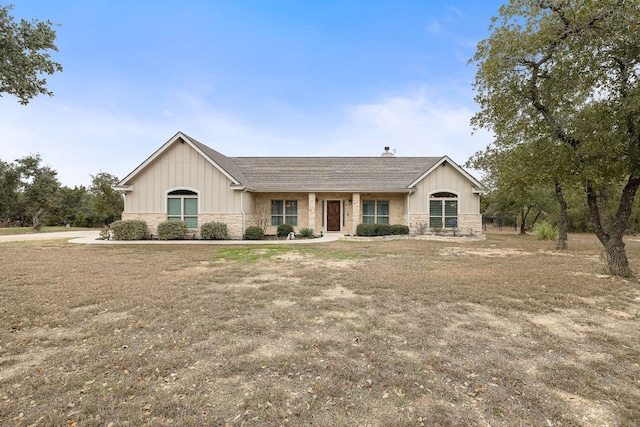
[1, 232, 639, 426]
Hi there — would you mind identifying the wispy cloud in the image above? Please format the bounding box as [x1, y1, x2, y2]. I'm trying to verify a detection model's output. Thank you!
[327, 89, 493, 165]
[0, 86, 492, 187]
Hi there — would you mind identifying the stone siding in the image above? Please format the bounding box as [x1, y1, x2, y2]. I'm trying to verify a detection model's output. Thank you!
[409, 213, 482, 236]
[199, 214, 244, 239]
[122, 213, 244, 238]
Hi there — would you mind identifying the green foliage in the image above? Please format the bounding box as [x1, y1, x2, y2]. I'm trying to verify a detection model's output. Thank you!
[277, 223, 294, 237]
[16, 154, 61, 231]
[89, 172, 123, 224]
[47, 185, 100, 227]
[298, 227, 314, 238]
[110, 220, 148, 240]
[356, 223, 409, 236]
[0, 159, 20, 226]
[356, 224, 375, 236]
[533, 222, 559, 241]
[470, 0, 640, 276]
[0, 5, 63, 105]
[157, 220, 187, 240]
[244, 226, 264, 240]
[391, 224, 410, 235]
[200, 221, 228, 240]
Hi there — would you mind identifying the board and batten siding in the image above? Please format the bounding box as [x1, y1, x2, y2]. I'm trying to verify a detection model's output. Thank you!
[124, 141, 242, 214]
[409, 162, 480, 214]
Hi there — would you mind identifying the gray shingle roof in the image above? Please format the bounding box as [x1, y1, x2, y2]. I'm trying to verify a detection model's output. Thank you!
[182, 133, 449, 192]
[115, 132, 452, 192]
[232, 157, 442, 192]
[182, 134, 249, 185]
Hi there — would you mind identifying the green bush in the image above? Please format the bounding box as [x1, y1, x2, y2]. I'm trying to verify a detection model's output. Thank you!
[200, 221, 228, 240]
[356, 223, 375, 236]
[533, 221, 559, 241]
[157, 220, 187, 240]
[245, 226, 264, 240]
[376, 223, 393, 236]
[391, 224, 410, 235]
[298, 227, 314, 238]
[110, 220, 149, 240]
[356, 223, 410, 237]
[277, 223, 294, 237]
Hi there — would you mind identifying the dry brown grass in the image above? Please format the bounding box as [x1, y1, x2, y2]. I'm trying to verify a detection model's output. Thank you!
[1, 233, 639, 426]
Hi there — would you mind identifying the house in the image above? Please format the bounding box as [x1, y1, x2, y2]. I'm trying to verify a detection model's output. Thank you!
[114, 132, 484, 238]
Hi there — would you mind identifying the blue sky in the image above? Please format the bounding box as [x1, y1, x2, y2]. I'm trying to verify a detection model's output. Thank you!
[1, 1, 503, 187]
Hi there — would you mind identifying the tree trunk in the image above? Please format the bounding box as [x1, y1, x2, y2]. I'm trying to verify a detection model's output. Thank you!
[31, 208, 44, 232]
[585, 179, 638, 277]
[519, 206, 530, 235]
[530, 210, 542, 230]
[603, 237, 631, 277]
[555, 182, 568, 250]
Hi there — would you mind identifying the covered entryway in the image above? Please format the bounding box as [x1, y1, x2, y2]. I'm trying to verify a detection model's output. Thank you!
[326, 200, 341, 231]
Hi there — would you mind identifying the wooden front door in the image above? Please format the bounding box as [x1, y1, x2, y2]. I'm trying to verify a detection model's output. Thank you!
[326, 201, 341, 231]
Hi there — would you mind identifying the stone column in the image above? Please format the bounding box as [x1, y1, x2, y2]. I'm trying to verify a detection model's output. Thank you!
[351, 193, 360, 235]
[308, 193, 316, 231]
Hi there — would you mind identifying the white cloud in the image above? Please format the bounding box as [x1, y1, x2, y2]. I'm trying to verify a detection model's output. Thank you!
[0, 88, 493, 188]
[326, 89, 493, 167]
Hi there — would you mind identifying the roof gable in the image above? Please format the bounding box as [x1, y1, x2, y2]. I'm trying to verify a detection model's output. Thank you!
[114, 132, 243, 189]
[408, 156, 484, 192]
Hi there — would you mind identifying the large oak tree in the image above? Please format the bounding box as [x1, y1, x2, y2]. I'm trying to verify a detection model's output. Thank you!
[0, 4, 62, 104]
[471, 0, 640, 277]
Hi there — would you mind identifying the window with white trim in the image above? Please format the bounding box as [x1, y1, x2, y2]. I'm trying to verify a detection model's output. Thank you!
[271, 200, 298, 226]
[167, 190, 198, 229]
[362, 200, 389, 224]
[429, 192, 458, 228]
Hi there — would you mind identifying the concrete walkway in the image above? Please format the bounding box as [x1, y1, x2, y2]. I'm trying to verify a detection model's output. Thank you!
[0, 230, 342, 245]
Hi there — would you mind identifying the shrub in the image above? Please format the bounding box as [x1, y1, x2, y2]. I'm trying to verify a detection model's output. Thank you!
[391, 224, 410, 235]
[245, 226, 264, 240]
[356, 223, 408, 236]
[298, 227, 314, 238]
[533, 221, 559, 241]
[157, 220, 187, 240]
[376, 223, 393, 236]
[200, 221, 228, 240]
[356, 223, 376, 236]
[110, 220, 149, 240]
[277, 223, 294, 237]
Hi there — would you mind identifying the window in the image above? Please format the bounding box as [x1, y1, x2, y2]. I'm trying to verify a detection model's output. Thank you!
[271, 200, 297, 226]
[362, 200, 389, 224]
[429, 192, 458, 229]
[167, 190, 198, 229]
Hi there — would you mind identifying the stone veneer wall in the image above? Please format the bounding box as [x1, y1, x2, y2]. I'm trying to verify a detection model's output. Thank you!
[121, 213, 165, 235]
[121, 213, 244, 238]
[199, 214, 244, 239]
[409, 213, 482, 236]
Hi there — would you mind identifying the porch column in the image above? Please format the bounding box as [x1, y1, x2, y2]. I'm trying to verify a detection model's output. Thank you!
[351, 193, 360, 235]
[308, 193, 316, 231]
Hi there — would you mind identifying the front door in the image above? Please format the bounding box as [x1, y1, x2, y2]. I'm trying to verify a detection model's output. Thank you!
[326, 200, 341, 231]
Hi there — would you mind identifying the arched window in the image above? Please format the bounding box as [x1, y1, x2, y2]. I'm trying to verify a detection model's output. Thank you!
[429, 192, 458, 229]
[167, 190, 198, 229]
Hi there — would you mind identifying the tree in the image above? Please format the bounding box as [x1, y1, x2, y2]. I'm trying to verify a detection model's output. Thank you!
[48, 185, 99, 227]
[471, 0, 640, 277]
[89, 172, 123, 224]
[0, 4, 62, 104]
[469, 135, 574, 248]
[0, 159, 20, 226]
[15, 155, 61, 231]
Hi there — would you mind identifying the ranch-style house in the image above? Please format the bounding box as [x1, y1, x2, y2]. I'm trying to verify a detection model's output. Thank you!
[114, 132, 484, 238]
